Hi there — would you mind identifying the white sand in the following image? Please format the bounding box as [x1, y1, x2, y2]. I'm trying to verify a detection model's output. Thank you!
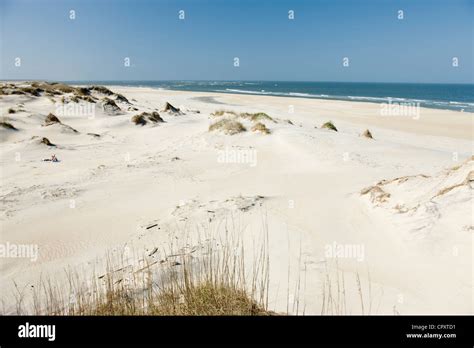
[0, 84, 472, 314]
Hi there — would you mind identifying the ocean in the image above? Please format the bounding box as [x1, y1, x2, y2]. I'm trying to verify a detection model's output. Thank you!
[70, 81, 474, 113]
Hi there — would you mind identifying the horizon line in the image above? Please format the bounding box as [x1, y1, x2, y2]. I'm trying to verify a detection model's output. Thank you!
[1, 79, 473, 86]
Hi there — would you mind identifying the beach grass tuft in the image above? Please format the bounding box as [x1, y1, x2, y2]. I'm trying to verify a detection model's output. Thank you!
[19, 86, 43, 97]
[13, 222, 271, 316]
[101, 98, 122, 114]
[321, 121, 338, 132]
[163, 102, 181, 114]
[251, 122, 271, 134]
[148, 282, 269, 316]
[39, 137, 55, 146]
[132, 112, 164, 125]
[131, 114, 147, 126]
[148, 111, 164, 123]
[0, 121, 18, 130]
[240, 112, 274, 123]
[44, 113, 61, 126]
[115, 93, 130, 104]
[90, 85, 114, 96]
[209, 119, 246, 135]
[361, 129, 373, 139]
[74, 87, 91, 96]
[211, 110, 238, 117]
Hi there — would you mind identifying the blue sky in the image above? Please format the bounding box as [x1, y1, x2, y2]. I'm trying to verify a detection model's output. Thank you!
[1, 0, 472, 83]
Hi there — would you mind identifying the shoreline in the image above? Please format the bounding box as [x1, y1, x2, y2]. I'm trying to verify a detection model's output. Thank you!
[4, 80, 473, 113]
[107, 85, 474, 140]
[98, 84, 474, 114]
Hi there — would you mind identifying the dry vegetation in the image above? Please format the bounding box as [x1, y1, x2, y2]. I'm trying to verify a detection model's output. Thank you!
[321, 261, 375, 315]
[90, 85, 114, 96]
[321, 121, 338, 132]
[210, 110, 274, 135]
[10, 227, 271, 316]
[251, 122, 271, 134]
[240, 112, 274, 123]
[163, 102, 182, 114]
[209, 119, 246, 135]
[131, 112, 164, 126]
[6, 215, 379, 316]
[131, 114, 147, 126]
[0, 82, 129, 107]
[361, 129, 373, 139]
[211, 110, 238, 117]
[115, 93, 130, 104]
[38, 137, 55, 146]
[43, 113, 61, 126]
[360, 185, 391, 204]
[151, 283, 268, 315]
[0, 121, 18, 130]
[212, 110, 275, 123]
[75, 95, 97, 103]
[434, 170, 474, 198]
[101, 98, 122, 114]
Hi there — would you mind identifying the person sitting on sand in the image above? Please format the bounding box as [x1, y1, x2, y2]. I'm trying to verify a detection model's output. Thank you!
[43, 154, 59, 162]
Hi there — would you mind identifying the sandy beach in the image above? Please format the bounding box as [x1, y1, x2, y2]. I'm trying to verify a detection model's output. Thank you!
[0, 82, 472, 314]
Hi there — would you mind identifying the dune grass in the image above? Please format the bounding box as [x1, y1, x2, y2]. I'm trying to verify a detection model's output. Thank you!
[90, 85, 114, 96]
[132, 112, 164, 126]
[163, 102, 182, 114]
[44, 113, 61, 126]
[19, 86, 43, 97]
[211, 110, 274, 123]
[131, 114, 147, 126]
[148, 111, 164, 123]
[209, 119, 246, 135]
[360, 185, 390, 203]
[10, 222, 271, 316]
[251, 122, 271, 134]
[115, 93, 130, 104]
[321, 121, 338, 132]
[0, 121, 17, 130]
[39, 137, 55, 146]
[74, 87, 91, 96]
[240, 112, 274, 123]
[211, 110, 238, 117]
[361, 129, 373, 139]
[46, 83, 76, 94]
[101, 98, 122, 114]
[7, 217, 379, 316]
[149, 282, 268, 315]
[434, 171, 472, 198]
[76, 95, 97, 103]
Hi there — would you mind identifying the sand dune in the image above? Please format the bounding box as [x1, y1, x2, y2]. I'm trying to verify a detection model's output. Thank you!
[0, 82, 472, 314]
